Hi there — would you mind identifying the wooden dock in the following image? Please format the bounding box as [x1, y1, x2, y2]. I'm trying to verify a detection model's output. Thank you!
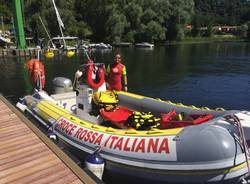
[0, 48, 77, 59]
[0, 48, 38, 58]
[0, 95, 100, 184]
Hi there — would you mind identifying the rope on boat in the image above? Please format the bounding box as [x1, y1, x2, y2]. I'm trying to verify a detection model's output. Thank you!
[226, 115, 250, 174]
[162, 98, 225, 112]
[216, 107, 226, 111]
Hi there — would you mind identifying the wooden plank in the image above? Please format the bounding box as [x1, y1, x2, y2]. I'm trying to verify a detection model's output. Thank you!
[27, 169, 77, 184]
[0, 129, 31, 142]
[0, 154, 60, 177]
[0, 145, 48, 165]
[0, 95, 100, 184]
[0, 138, 40, 155]
[0, 114, 18, 120]
[49, 173, 80, 184]
[0, 119, 23, 127]
[0, 157, 61, 183]
[0, 109, 13, 115]
[0, 135, 39, 151]
[8, 163, 67, 184]
[0, 123, 27, 133]
[70, 180, 83, 184]
[0, 149, 51, 171]
[0, 142, 45, 160]
[0, 132, 37, 147]
[0, 115, 18, 123]
[0, 107, 15, 113]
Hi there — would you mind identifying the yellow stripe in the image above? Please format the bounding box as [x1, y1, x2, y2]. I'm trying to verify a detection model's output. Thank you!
[38, 103, 64, 117]
[36, 100, 69, 120]
[40, 100, 69, 114]
[226, 161, 248, 173]
[35, 109, 54, 122]
[37, 103, 62, 120]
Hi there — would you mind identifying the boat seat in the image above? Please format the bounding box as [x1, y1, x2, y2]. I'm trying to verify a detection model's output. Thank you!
[100, 106, 133, 129]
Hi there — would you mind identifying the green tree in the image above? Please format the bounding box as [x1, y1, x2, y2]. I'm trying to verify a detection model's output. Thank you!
[122, 2, 142, 30]
[136, 0, 170, 42]
[74, 0, 117, 42]
[22, 0, 196, 43]
[166, 0, 194, 41]
[205, 23, 213, 37]
[24, 0, 91, 43]
[247, 22, 250, 40]
[144, 21, 166, 42]
[0, 0, 12, 18]
[105, 11, 129, 42]
[237, 24, 248, 38]
[194, 0, 250, 25]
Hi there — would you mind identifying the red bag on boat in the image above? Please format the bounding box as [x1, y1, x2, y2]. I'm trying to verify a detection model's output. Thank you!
[100, 106, 133, 129]
[160, 110, 213, 129]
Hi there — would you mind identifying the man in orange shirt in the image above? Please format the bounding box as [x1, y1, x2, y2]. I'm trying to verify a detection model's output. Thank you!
[106, 53, 128, 91]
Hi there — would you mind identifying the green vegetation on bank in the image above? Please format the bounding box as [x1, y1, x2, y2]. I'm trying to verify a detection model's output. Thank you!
[162, 35, 243, 45]
[1, 0, 250, 45]
[183, 35, 242, 43]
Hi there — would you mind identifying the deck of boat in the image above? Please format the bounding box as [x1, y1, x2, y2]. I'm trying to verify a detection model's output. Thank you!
[0, 94, 99, 184]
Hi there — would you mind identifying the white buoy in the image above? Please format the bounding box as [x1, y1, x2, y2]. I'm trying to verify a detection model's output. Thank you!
[85, 147, 104, 180]
[16, 102, 27, 112]
[47, 128, 57, 140]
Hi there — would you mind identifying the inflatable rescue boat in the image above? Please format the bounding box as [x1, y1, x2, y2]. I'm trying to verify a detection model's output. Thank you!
[17, 64, 250, 184]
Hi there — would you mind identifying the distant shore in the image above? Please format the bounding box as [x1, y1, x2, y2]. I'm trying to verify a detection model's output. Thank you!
[0, 35, 248, 51]
[163, 35, 246, 45]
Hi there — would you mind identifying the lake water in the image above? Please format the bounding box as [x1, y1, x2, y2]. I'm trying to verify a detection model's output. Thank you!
[1, 42, 250, 111]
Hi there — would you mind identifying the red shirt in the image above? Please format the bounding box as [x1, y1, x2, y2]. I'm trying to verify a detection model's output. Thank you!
[106, 63, 126, 91]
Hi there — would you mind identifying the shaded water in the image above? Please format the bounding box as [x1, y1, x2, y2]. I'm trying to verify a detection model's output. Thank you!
[1, 42, 250, 110]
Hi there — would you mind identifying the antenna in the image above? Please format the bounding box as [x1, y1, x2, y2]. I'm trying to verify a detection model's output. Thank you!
[51, 0, 67, 49]
[38, 16, 55, 48]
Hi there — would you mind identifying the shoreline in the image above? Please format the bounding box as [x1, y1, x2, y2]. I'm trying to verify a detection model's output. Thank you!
[0, 38, 248, 52]
[162, 37, 247, 46]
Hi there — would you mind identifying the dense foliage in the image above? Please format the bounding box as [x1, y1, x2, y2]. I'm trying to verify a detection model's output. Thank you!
[74, 0, 194, 42]
[2, 0, 250, 43]
[194, 0, 250, 25]
[0, 0, 12, 26]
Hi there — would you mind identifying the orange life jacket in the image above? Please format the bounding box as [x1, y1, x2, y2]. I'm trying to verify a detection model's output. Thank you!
[26, 59, 46, 89]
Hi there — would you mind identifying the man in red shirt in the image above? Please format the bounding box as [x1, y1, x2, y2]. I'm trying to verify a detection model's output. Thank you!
[106, 53, 128, 91]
